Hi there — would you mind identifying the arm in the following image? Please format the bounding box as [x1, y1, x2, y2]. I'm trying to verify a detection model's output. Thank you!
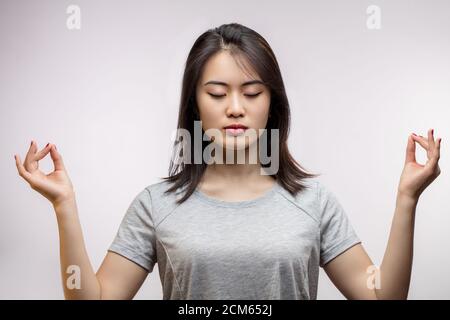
[324, 129, 441, 299]
[324, 194, 417, 300]
[15, 141, 148, 299]
[55, 197, 149, 299]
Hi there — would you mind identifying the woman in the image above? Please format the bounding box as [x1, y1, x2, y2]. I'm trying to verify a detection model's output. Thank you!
[14, 23, 442, 300]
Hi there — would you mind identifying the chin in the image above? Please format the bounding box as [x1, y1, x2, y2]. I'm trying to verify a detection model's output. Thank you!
[216, 136, 258, 151]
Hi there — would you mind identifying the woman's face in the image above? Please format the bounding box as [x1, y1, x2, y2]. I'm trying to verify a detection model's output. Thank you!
[195, 50, 271, 151]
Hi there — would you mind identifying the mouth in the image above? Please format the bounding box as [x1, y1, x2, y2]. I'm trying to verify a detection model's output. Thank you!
[223, 124, 248, 136]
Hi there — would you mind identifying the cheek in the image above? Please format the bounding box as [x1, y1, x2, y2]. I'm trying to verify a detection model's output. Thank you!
[197, 98, 222, 130]
[252, 99, 271, 125]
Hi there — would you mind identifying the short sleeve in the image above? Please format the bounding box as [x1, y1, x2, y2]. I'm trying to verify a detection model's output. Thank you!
[317, 182, 361, 267]
[108, 188, 157, 273]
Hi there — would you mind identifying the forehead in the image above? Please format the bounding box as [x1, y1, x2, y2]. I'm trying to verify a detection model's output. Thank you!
[200, 50, 262, 86]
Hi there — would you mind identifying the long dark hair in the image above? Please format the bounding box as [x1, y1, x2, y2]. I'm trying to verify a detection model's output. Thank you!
[161, 22, 319, 204]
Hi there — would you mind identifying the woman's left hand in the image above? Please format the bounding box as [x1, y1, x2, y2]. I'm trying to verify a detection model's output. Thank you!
[398, 128, 442, 200]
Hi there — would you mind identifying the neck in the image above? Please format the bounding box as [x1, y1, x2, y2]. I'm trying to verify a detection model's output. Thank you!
[202, 146, 275, 185]
[204, 162, 263, 181]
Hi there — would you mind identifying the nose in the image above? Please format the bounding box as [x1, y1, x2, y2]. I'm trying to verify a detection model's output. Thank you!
[225, 93, 245, 118]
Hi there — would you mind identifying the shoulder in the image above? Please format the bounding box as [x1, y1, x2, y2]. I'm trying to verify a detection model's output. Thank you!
[135, 179, 185, 225]
[274, 178, 333, 224]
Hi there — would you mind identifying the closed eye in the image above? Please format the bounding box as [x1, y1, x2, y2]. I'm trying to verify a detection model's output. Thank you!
[245, 92, 262, 98]
[207, 92, 262, 99]
[208, 93, 226, 99]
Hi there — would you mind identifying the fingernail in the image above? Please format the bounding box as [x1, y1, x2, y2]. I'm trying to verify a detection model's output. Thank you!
[412, 133, 417, 136]
[30, 140, 33, 146]
[432, 129, 434, 134]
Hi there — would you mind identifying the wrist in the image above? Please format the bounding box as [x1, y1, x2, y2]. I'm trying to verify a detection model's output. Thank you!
[53, 193, 77, 217]
[396, 192, 419, 209]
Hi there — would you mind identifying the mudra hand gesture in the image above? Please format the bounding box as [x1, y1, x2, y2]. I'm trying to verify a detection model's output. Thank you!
[398, 129, 442, 201]
[14, 141, 74, 209]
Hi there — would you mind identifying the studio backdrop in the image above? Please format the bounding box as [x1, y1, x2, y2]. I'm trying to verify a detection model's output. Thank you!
[1, 0, 449, 299]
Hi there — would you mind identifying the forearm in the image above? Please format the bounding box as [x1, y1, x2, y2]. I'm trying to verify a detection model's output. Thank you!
[54, 197, 101, 299]
[375, 194, 418, 300]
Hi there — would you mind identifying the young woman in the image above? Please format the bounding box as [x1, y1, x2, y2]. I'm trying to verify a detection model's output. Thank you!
[14, 23, 442, 300]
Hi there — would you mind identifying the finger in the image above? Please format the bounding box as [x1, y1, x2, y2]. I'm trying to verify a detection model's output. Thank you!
[424, 135, 441, 173]
[435, 136, 441, 160]
[428, 129, 441, 161]
[428, 128, 435, 150]
[49, 144, 66, 171]
[14, 154, 34, 183]
[24, 140, 38, 170]
[411, 134, 429, 150]
[436, 138, 442, 175]
[35, 142, 52, 161]
[405, 134, 416, 164]
[425, 154, 439, 174]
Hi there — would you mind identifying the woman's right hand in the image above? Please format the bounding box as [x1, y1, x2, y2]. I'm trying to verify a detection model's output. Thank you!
[14, 141, 75, 208]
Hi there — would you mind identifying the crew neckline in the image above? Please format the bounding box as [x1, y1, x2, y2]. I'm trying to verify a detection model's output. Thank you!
[193, 179, 280, 208]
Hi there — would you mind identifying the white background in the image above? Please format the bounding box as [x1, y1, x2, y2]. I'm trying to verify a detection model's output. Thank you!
[1, 0, 449, 299]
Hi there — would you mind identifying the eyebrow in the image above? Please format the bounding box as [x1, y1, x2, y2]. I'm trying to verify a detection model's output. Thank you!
[203, 80, 265, 87]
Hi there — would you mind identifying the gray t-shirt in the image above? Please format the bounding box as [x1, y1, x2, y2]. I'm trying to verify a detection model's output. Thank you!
[108, 178, 361, 299]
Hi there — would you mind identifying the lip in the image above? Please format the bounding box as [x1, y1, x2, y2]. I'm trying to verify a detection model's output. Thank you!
[223, 124, 248, 137]
[225, 128, 246, 136]
[223, 123, 248, 130]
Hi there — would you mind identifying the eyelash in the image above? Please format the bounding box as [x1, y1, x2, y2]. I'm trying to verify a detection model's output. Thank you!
[208, 92, 262, 99]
